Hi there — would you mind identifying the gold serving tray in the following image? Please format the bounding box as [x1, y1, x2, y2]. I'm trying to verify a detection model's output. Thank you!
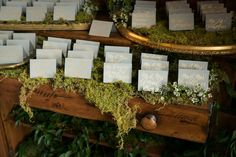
[118, 26, 236, 55]
[0, 23, 90, 31]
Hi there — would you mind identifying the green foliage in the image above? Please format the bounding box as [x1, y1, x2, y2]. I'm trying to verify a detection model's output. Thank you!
[75, 12, 93, 23]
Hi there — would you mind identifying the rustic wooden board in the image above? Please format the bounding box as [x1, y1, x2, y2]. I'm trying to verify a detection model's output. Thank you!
[0, 23, 90, 31]
[0, 115, 9, 157]
[0, 78, 211, 145]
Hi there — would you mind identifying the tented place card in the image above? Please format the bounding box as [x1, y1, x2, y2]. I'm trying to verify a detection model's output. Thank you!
[197, 1, 219, 12]
[206, 13, 232, 31]
[132, 10, 156, 28]
[43, 40, 68, 57]
[138, 70, 168, 92]
[26, 6, 48, 22]
[13, 33, 36, 49]
[141, 53, 168, 61]
[6, 1, 27, 13]
[0, 6, 22, 21]
[48, 37, 72, 50]
[36, 49, 63, 66]
[105, 52, 132, 63]
[169, 13, 194, 31]
[0, 34, 10, 44]
[0, 40, 4, 46]
[89, 20, 113, 37]
[7, 39, 30, 57]
[64, 58, 93, 79]
[178, 69, 210, 90]
[74, 40, 100, 58]
[103, 63, 132, 83]
[53, 6, 77, 21]
[11, 0, 32, 6]
[56, 2, 79, 12]
[30, 59, 57, 78]
[67, 50, 94, 59]
[104, 46, 130, 54]
[141, 59, 169, 71]
[0, 46, 23, 64]
[178, 60, 208, 70]
[0, 31, 14, 39]
[33, 1, 54, 12]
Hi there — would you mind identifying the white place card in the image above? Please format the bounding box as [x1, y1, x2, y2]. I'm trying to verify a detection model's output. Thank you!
[134, 5, 156, 10]
[141, 53, 168, 61]
[48, 37, 72, 50]
[141, 59, 169, 71]
[64, 58, 93, 79]
[0, 31, 14, 39]
[7, 39, 30, 57]
[30, 59, 57, 78]
[138, 70, 168, 92]
[132, 12, 156, 28]
[168, 7, 192, 14]
[36, 49, 63, 65]
[76, 39, 100, 47]
[0, 6, 22, 21]
[26, 6, 47, 22]
[201, 7, 226, 21]
[0, 40, 4, 46]
[105, 52, 132, 63]
[33, 1, 54, 12]
[169, 13, 194, 31]
[53, 6, 77, 21]
[0, 46, 23, 64]
[11, 0, 32, 6]
[56, 2, 79, 12]
[104, 45, 130, 54]
[13, 33, 36, 50]
[67, 50, 94, 59]
[197, 1, 219, 12]
[43, 40, 68, 57]
[178, 69, 210, 90]
[136, 1, 156, 6]
[179, 60, 208, 70]
[6, 1, 27, 13]
[38, 0, 58, 3]
[0, 34, 9, 44]
[73, 43, 98, 58]
[89, 20, 113, 37]
[103, 63, 132, 83]
[206, 13, 232, 31]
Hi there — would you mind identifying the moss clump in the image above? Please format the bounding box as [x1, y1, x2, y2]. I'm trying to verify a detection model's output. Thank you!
[75, 11, 93, 23]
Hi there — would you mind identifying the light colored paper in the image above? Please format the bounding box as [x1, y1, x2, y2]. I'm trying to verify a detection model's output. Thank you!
[13, 33, 36, 50]
[104, 45, 130, 54]
[141, 59, 169, 70]
[7, 39, 30, 57]
[103, 63, 132, 83]
[138, 70, 168, 92]
[56, 2, 79, 12]
[141, 53, 168, 61]
[169, 13, 194, 31]
[36, 49, 63, 65]
[205, 13, 232, 31]
[11, 0, 32, 6]
[43, 40, 68, 57]
[30, 59, 57, 78]
[67, 50, 94, 59]
[64, 58, 93, 79]
[0, 46, 23, 64]
[178, 60, 208, 70]
[53, 6, 77, 21]
[26, 6, 47, 22]
[33, 1, 54, 12]
[6, 1, 27, 13]
[73, 43, 98, 58]
[0, 34, 9, 44]
[0, 40, 4, 46]
[105, 52, 132, 63]
[48, 37, 72, 50]
[0, 6, 22, 21]
[89, 20, 113, 37]
[0, 31, 14, 39]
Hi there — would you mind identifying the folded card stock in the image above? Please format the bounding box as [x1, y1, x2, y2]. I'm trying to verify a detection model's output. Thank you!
[30, 59, 57, 78]
[36, 49, 63, 65]
[0, 46, 23, 64]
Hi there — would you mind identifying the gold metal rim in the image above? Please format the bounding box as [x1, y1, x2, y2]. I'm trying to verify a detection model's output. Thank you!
[118, 26, 236, 55]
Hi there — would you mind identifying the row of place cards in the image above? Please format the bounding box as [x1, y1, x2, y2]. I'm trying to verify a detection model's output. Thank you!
[166, 0, 194, 31]
[132, 0, 156, 28]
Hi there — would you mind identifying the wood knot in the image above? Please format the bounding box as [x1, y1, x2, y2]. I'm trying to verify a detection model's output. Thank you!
[140, 114, 157, 130]
[52, 102, 62, 109]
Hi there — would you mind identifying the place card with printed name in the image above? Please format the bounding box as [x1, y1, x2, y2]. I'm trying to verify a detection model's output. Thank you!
[0, 46, 23, 64]
[0, 34, 10, 44]
[197, 1, 219, 12]
[33, 1, 54, 12]
[206, 13, 232, 31]
[53, 6, 77, 21]
[138, 70, 168, 92]
[0, 31, 14, 39]
[105, 52, 132, 63]
[30, 59, 57, 78]
[48, 37, 72, 50]
[0, 6, 22, 21]
[64, 58, 93, 79]
[7, 40, 30, 57]
[89, 20, 113, 37]
[13, 33, 36, 50]
[141, 59, 169, 71]
[73, 43, 99, 58]
[67, 50, 94, 59]
[43, 40, 68, 57]
[36, 49, 63, 65]
[178, 69, 209, 90]
[103, 63, 132, 83]
[141, 53, 168, 61]
[179, 60, 208, 70]
[169, 13, 194, 31]
[6, 1, 27, 13]
[104, 46, 130, 55]
[26, 6, 47, 22]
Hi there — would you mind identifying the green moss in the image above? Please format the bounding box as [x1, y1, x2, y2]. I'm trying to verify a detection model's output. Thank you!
[75, 11, 93, 23]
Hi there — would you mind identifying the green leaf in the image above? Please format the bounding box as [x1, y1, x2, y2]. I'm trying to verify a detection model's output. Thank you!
[37, 136, 44, 145]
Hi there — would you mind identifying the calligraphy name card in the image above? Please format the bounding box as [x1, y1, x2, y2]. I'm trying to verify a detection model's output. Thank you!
[43, 40, 68, 57]
[178, 60, 208, 70]
[141, 59, 169, 71]
[26, 6, 47, 22]
[0, 40, 4, 46]
[138, 70, 168, 92]
[53, 6, 77, 21]
[13, 33, 36, 50]
[64, 58, 93, 79]
[36, 49, 63, 65]
[205, 13, 232, 31]
[0, 46, 23, 64]
[0, 6, 22, 21]
[89, 20, 113, 38]
[48, 37, 72, 50]
[67, 50, 95, 60]
[7, 39, 30, 57]
[30, 59, 57, 78]
[103, 63, 132, 83]
[178, 69, 210, 90]
[105, 52, 132, 63]
[169, 13, 194, 31]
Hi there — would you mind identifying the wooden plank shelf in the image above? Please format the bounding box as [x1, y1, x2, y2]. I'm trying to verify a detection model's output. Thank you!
[0, 78, 211, 145]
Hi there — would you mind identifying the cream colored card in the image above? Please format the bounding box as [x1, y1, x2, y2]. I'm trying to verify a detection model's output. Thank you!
[13, 33, 36, 50]
[43, 40, 68, 57]
[103, 63, 132, 83]
[67, 50, 94, 59]
[141, 53, 168, 61]
[73, 43, 98, 58]
[0, 40, 4, 46]
[36, 49, 63, 65]
[138, 70, 168, 92]
[0, 46, 23, 64]
[0, 6, 22, 21]
[48, 37, 72, 50]
[178, 60, 208, 70]
[7, 39, 30, 57]
[6, 1, 27, 13]
[53, 6, 77, 21]
[64, 58, 93, 79]
[141, 59, 169, 71]
[11, 0, 32, 6]
[89, 20, 113, 37]
[33, 1, 54, 12]
[0, 34, 9, 44]
[105, 52, 132, 63]
[56, 2, 79, 12]
[30, 59, 57, 78]
[104, 46, 130, 55]
[0, 31, 14, 39]
[26, 6, 47, 22]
